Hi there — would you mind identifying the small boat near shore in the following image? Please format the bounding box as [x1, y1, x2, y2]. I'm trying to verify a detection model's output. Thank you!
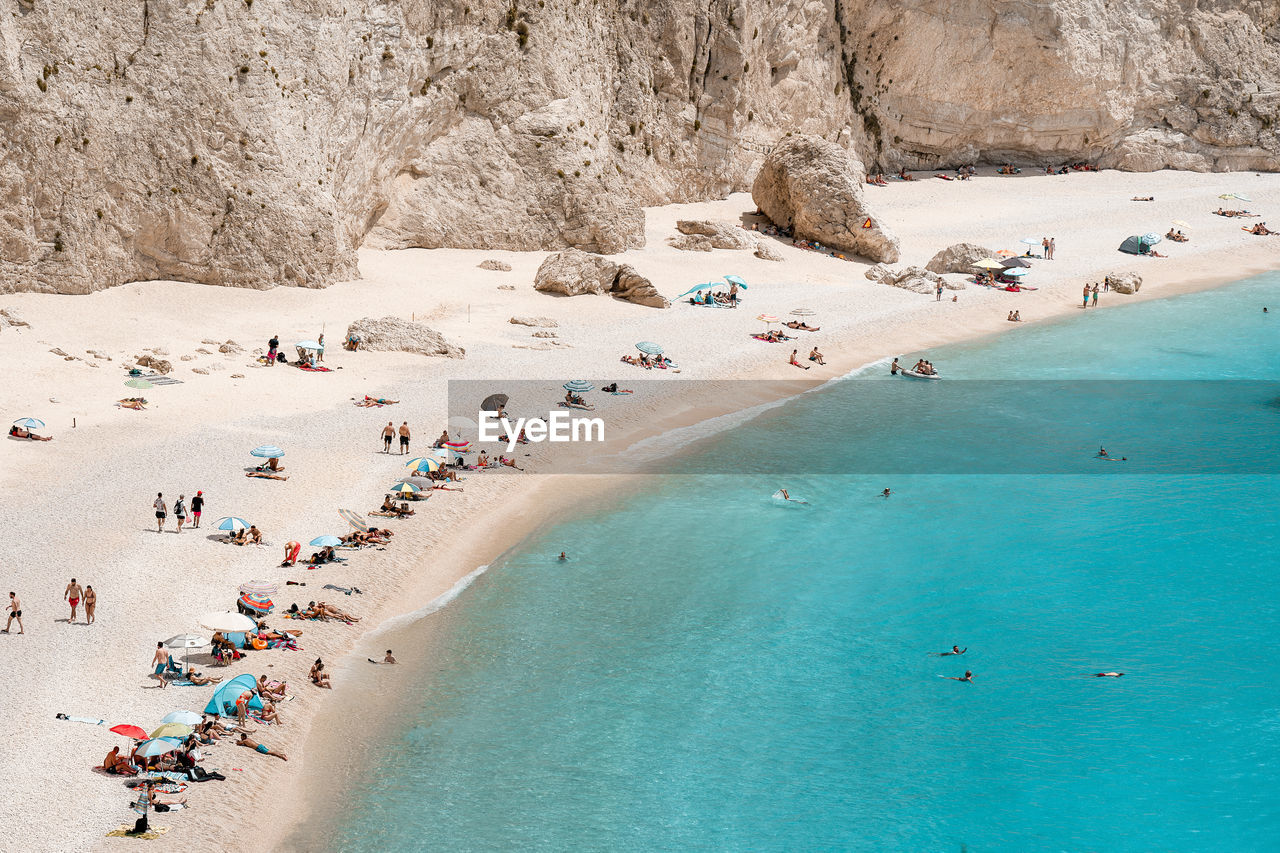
[899, 369, 941, 380]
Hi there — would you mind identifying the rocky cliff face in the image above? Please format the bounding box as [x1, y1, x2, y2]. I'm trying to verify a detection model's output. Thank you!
[1, 0, 1276, 294]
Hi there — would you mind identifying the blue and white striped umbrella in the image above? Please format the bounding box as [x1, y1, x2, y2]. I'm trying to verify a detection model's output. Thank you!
[134, 738, 179, 759]
[1141, 232, 1163, 246]
[407, 456, 441, 473]
[563, 380, 594, 393]
[214, 517, 249, 532]
[635, 342, 663, 355]
[12, 417, 44, 430]
[250, 444, 284, 458]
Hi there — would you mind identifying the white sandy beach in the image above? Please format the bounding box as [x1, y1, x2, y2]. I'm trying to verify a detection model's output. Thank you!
[0, 168, 1277, 852]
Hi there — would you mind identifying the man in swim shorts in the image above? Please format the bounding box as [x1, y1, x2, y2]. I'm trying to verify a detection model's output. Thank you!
[154, 492, 167, 532]
[151, 642, 178, 688]
[398, 421, 411, 455]
[65, 578, 82, 623]
[3, 592, 23, 634]
[383, 650, 397, 664]
[190, 491, 204, 528]
[237, 734, 288, 760]
[382, 422, 394, 453]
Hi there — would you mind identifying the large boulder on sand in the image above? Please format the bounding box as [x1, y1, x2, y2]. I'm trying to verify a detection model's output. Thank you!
[751, 135, 900, 263]
[533, 248, 669, 308]
[135, 353, 173, 374]
[674, 220, 754, 250]
[926, 242, 999, 274]
[1107, 272, 1142, 294]
[668, 234, 714, 252]
[478, 259, 513, 271]
[345, 317, 465, 358]
[866, 264, 964, 295]
[754, 240, 784, 261]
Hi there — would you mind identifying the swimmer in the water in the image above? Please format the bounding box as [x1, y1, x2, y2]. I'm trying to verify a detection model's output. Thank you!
[780, 489, 790, 500]
[935, 645, 966, 656]
[558, 552, 567, 561]
[946, 670, 974, 682]
[1098, 446, 1108, 457]
[880, 488, 891, 498]
[1093, 672, 1124, 677]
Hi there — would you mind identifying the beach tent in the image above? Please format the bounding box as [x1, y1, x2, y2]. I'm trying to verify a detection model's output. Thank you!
[1118, 236, 1148, 255]
[204, 674, 263, 716]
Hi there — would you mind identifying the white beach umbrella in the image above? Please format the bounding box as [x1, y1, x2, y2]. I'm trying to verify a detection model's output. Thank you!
[198, 611, 257, 633]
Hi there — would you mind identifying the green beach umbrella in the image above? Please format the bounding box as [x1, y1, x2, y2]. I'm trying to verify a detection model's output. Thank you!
[124, 378, 154, 390]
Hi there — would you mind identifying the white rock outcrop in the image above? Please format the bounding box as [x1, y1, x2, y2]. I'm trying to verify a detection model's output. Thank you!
[674, 220, 754, 250]
[345, 317, 465, 358]
[479, 260, 513, 271]
[752, 135, 900, 263]
[754, 241, 784, 261]
[533, 249, 668, 308]
[0, 0, 1275, 295]
[866, 264, 963, 295]
[1107, 272, 1143, 294]
[926, 243, 999, 275]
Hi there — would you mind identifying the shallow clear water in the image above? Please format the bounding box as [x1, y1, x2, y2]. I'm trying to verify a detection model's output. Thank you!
[318, 276, 1280, 852]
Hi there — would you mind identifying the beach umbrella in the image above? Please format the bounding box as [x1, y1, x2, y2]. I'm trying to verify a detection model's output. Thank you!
[994, 249, 1015, 257]
[1000, 257, 1031, 268]
[1002, 268, 1030, 277]
[1233, 194, 1252, 203]
[789, 308, 816, 316]
[447, 416, 477, 437]
[407, 456, 441, 474]
[442, 440, 471, 451]
[162, 633, 209, 672]
[237, 581, 278, 596]
[635, 341, 663, 355]
[1019, 236, 1041, 246]
[198, 611, 257, 633]
[134, 738, 180, 759]
[1141, 232, 1163, 246]
[390, 481, 421, 496]
[160, 711, 202, 727]
[110, 724, 149, 740]
[12, 417, 45, 430]
[150, 722, 194, 740]
[249, 444, 284, 459]
[124, 378, 154, 390]
[756, 314, 780, 326]
[1172, 219, 1191, 229]
[213, 516, 249, 533]
[238, 592, 273, 614]
[479, 393, 509, 412]
[673, 284, 710, 299]
[972, 258, 1005, 269]
[724, 275, 748, 288]
[296, 341, 321, 350]
[309, 535, 343, 547]
[563, 380, 594, 393]
[338, 509, 369, 532]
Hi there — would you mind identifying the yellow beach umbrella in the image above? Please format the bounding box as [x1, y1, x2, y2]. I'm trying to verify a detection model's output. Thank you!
[150, 722, 194, 739]
[972, 258, 1005, 269]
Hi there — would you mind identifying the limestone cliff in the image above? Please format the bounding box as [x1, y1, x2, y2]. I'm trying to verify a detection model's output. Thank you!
[0, 0, 1275, 294]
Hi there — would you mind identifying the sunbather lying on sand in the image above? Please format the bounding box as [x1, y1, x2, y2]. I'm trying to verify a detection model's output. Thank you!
[246, 471, 288, 481]
[355, 395, 398, 407]
[186, 671, 223, 686]
[1246, 222, 1274, 235]
[8, 426, 52, 441]
[311, 601, 361, 621]
[1131, 196, 1154, 201]
[237, 733, 288, 760]
[784, 321, 819, 331]
[500, 455, 523, 471]
[118, 398, 147, 410]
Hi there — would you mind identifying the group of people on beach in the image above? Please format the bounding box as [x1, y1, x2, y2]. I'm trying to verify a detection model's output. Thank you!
[153, 491, 205, 533]
[788, 347, 825, 369]
[381, 421, 412, 454]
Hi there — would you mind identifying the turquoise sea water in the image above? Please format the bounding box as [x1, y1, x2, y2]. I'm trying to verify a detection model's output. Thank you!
[318, 277, 1280, 852]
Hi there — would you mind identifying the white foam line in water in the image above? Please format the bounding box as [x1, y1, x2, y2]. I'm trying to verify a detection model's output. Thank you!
[366, 563, 491, 638]
[621, 357, 889, 461]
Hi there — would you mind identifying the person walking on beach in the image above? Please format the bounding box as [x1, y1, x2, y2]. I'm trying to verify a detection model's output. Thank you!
[65, 578, 83, 623]
[174, 494, 187, 533]
[267, 335, 279, 366]
[398, 421, 411, 454]
[1091, 283, 1099, 307]
[936, 282, 944, 301]
[83, 585, 96, 625]
[1049, 237, 1056, 260]
[1042, 237, 1049, 258]
[382, 422, 394, 453]
[316, 333, 325, 364]
[154, 492, 167, 532]
[1082, 284, 1091, 308]
[4, 591, 23, 634]
[190, 491, 204, 529]
[152, 641, 177, 688]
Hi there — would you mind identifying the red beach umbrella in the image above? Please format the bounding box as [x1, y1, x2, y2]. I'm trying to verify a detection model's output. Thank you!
[110, 724, 149, 740]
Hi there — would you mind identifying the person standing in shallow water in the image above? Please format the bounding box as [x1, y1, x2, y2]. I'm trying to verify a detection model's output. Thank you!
[1083, 284, 1091, 308]
[1091, 283, 1099, 307]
